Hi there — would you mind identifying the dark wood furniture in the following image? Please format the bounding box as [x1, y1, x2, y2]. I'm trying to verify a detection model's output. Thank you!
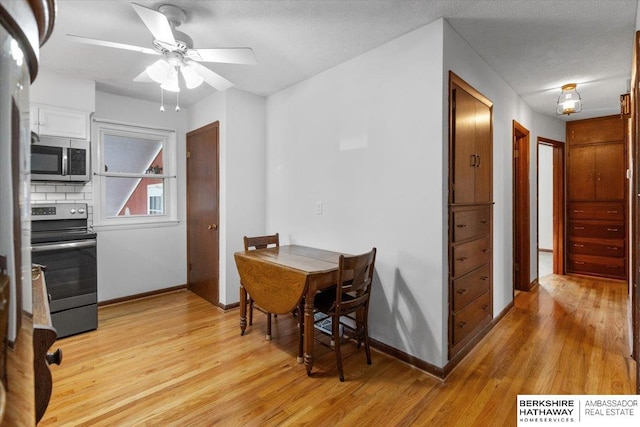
[448, 72, 494, 359]
[313, 248, 376, 381]
[566, 115, 627, 280]
[243, 234, 280, 340]
[234, 245, 343, 375]
[32, 265, 62, 423]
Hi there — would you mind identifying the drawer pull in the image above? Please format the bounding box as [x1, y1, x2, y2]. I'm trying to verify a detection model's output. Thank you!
[456, 224, 468, 228]
[482, 248, 489, 253]
[607, 228, 619, 232]
[46, 348, 63, 366]
[481, 220, 488, 224]
[606, 210, 619, 214]
[574, 226, 585, 230]
[574, 261, 585, 265]
[457, 257, 468, 261]
[480, 276, 489, 281]
[457, 322, 466, 328]
[573, 209, 584, 213]
[606, 246, 619, 251]
[481, 304, 489, 310]
[607, 265, 619, 268]
[573, 244, 585, 248]
[456, 289, 468, 295]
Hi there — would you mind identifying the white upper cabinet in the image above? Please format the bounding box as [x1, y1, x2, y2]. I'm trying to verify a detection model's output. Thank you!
[31, 104, 90, 140]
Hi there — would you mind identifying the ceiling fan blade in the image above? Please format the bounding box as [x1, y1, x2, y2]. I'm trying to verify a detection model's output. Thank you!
[187, 61, 233, 91]
[131, 3, 176, 48]
[188, 48, 257, 65]
[67, 34, 159, 56]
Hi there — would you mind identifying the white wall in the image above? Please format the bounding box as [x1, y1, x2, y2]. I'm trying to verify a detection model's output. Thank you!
[266, 21, 445, 365]
[94, 91, 188, 301]
[538, 145, 553, 250]
[444, 22, 567, 302]
[31, 69, 95, 111]
[188, 88, 266, 305]
[530, 113, 565, 278]
[444, 19, 535, 339]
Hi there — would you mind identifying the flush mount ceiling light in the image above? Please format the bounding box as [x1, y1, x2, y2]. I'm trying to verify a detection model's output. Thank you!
[67, 3, 256, 112]
[556, 83, 582, 115]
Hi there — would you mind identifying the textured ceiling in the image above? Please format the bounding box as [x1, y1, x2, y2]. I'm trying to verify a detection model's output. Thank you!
[40, 0, 638, 121]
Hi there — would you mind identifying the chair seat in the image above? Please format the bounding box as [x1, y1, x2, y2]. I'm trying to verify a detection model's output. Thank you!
[314, 287, 354, 313]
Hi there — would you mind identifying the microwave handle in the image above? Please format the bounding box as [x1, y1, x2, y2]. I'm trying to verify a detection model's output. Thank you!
[62, 148, 68, 176]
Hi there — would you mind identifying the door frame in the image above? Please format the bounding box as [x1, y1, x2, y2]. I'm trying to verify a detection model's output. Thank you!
[513, 120, 531, 291]
[630, 30, 640, 394]
[537, 137, 565, 276]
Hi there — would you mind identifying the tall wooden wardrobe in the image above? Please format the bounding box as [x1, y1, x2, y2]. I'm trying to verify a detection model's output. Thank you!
[566, 115, 627, 280]
[448, 72, 494, 359]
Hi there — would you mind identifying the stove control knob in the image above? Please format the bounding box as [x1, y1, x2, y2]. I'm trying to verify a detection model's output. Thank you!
[78, 208, 86, 214]
[70, 208, 76, 214]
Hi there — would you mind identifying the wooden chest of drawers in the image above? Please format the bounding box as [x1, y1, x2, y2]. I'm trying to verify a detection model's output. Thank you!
[451, 291, 492, 346]
[449, 204, 492, 356]
[566, 117, 626, 281]
[448, 74, 493, 360]
[567, 201, 626, 279]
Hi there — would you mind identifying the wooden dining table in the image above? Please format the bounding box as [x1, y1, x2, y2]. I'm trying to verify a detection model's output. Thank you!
[234, 244, 344, 376]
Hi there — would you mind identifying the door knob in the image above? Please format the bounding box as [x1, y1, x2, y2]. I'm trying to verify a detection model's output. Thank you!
[208, 224, 217, 230]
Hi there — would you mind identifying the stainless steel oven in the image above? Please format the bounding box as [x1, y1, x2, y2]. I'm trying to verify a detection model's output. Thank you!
[31, 203, 97, 338]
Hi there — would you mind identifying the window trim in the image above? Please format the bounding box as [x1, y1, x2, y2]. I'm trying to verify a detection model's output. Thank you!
[92, 119, 178, 229]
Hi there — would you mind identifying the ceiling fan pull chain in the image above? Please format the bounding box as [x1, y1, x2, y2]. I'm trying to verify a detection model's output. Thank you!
[175, 91, 180, 112]
[160, 87, 165, 112]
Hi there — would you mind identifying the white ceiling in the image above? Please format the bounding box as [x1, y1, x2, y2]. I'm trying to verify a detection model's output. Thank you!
[40, 0, 638, 121]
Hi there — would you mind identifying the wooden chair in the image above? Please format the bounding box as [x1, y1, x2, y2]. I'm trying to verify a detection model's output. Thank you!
[313, 247, 376, 381]
[243, 233, 279, 340]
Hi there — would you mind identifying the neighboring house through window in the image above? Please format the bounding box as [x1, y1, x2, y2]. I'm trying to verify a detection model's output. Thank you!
[92, 119, 177, 228]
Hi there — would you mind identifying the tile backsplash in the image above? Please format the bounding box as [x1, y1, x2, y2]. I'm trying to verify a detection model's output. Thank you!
[30, 181, 94, 225]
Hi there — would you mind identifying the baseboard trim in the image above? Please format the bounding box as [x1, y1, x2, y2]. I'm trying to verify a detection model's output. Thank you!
[370, 338, 446, 380]
[98, 285, 187, 307]
[217, 301, 240, 311]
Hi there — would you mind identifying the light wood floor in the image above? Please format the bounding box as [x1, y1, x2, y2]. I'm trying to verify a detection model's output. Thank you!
[41, 274, 636, 426]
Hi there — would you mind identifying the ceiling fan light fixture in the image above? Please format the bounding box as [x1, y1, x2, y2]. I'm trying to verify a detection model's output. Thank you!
[181, 64, 204, 89]
[556, 83, 582, 115]
[146, 59, 171, 84]
[160, 66, 180, 92]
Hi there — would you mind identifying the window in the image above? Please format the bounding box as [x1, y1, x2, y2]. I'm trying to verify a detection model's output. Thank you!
[93, 120, 177, 228]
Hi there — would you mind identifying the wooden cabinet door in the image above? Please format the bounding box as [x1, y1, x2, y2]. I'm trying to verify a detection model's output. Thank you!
[595, 143, 625, 200]
[568, 145, 596, 200]
[474, 100, 492, 203]
[452, 86, 477, 204]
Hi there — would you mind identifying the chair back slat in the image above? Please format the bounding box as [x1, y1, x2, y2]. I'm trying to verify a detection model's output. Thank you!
[335, 248, 376, 308]
[244, 233, 280, 251]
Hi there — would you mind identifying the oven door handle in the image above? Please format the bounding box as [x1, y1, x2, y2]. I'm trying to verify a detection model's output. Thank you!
[31, 240, 96, 252]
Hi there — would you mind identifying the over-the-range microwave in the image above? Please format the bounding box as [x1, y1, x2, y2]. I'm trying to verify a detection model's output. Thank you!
[31, 133, 91, 182]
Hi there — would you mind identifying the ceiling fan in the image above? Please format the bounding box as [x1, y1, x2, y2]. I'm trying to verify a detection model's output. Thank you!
[67, 3, 256, 96]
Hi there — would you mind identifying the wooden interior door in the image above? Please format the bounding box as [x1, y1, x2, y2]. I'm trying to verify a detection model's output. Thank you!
[474, 100, 492, 203]
[452, 85, 477, 204]
[567, 145, 596, 200]
[513, 121, 531, 291]
[186, 122, 220, 305]
[595, 143, 625, 200]
[633, 30, 640, 395]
